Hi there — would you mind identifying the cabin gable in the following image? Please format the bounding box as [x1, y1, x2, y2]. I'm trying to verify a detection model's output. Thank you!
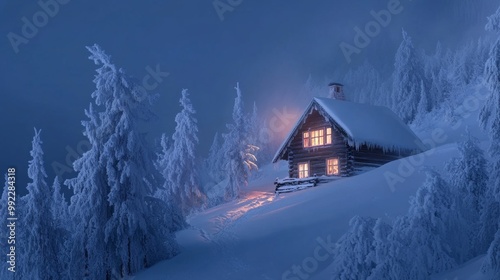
[286, 106, 354, 178]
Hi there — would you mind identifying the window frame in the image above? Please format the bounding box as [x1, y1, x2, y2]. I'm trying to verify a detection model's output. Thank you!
[298, 162, 310, 179]
[303, 132, 310, 148]
[326, 158, 340, 176]
[326, 127, 332, 145]
[303, 127, 333, 148]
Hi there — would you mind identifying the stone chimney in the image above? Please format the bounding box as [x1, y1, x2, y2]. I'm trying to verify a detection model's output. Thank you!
[328, 82, 345, 100]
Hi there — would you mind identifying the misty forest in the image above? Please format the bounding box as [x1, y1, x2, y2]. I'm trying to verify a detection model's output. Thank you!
[2, 0, 500, 279]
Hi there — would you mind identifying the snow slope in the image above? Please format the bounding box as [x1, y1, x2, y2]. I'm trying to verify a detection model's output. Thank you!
[135, 144, 464, 280]
[431, 255, 489, 280]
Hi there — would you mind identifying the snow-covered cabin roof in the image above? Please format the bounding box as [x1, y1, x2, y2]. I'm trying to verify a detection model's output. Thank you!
[272, 97, 424, 163]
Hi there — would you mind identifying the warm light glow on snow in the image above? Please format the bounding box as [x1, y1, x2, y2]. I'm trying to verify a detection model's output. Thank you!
[222, 191, 275, 223]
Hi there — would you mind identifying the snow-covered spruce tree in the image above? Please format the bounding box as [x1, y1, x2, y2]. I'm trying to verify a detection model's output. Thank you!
[155, 133, 172, 189]
[475, 37, 492, 81]
[423, 42, 453, 111]
[223, 83, 249, 200]
[375, 79, 393, 110]
[424, 42, 441, 108]
[383, 216, 414, 280]
[343, 61, 381, 105]
[486, 6, 500, 33]
[480, 195, 500, 264]
[366, 219, 393, 280]
[331, 216, 377, 280]
[416, 80, 429, 118]
[484, 230, 500, 279]
[66, 102, 108, 279]
[450, 41, 478, 88]
[206, 132, 225, 183]
[67, 44, 177, 279]
[51, 177, 71, 278]
[301, 74, 330, 103]
[391, 29, 426, 123]
[375, 171, 457, 280]
[446, 130, 489, 259]
[155, 133, 172, 172]
[154, 133, 185, 231]
[405, 170, 457, 277]
[19, 129, 60, 280]
[165, 89, 204, 216]
[51, 177, 68, 225]
[480, 7, 500, 275]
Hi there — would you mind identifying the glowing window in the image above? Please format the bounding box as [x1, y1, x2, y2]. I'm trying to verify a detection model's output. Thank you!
[326, 158, 339, 175]
[311, 129, 324, 146]
[303, 128, 332, 147]
[326, 128, 332, 144]
[298, 162, 310, 178]
[303, 132, 310, 148]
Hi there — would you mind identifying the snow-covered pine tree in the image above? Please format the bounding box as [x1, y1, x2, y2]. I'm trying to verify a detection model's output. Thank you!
[67, 44, 177, 279]
[424, 42, 453, 110]
[154, 133, 185, 231]
[206, 132, 225, 182]
[223, 82, 248, 200]
[66, 101, 108, 279]
[485, 6, 500, 33]
[416, 80, 429, 118]
[51, 177, 68, 224]
[474, 37, 492, 80]
[166, 89, 204, 216]
[343, 61, 381, 105]
[19, 129, 60, 280]
[155, 132, 172, 176]
[484, 229, 500, 279]
[376, 79, 393, 109]
[423, 42, 441, 108]
[377, 171, 458, 280]
[331, 216, 377, 280]
[141, 194, 179, 265]
[480, 196, 500, 262]
[391, 29, 426, 123]
[301, 75, 327, 103]
[480, 15, 500, 147]
[384, 216, 414, 280]
[366, 219, 393, 280]
[446, 129, 488, 259]
[480, 6, 500, 275]
[450, 41, 477, 88]
[51, 177, 70, 278]
[405, 170, 457, 277]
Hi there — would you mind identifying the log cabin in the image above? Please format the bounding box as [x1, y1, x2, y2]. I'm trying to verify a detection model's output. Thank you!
[272, 83, 424, 178]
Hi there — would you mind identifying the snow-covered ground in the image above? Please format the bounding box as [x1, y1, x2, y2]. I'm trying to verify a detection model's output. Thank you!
[135, 142, 485, 280]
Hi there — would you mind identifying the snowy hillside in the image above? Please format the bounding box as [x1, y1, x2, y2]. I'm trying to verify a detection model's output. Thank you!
[135, 143, 466, 280]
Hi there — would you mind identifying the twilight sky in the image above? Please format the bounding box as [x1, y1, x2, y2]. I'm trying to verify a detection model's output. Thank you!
[0, 0, 496, 193]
